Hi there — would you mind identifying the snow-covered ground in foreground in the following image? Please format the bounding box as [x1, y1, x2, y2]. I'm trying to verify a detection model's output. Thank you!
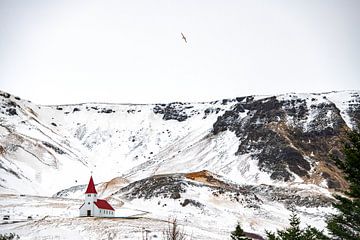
[0, 194, 228, 240]
[0, 190, 336, 240]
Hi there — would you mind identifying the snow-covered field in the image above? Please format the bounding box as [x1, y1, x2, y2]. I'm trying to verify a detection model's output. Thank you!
[0, 179, 336, 240]
[0, 193, 232, 240]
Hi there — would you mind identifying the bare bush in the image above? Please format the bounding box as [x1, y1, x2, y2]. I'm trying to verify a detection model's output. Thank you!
[142, 227, 151, 240]
[162, 218, 187, 240]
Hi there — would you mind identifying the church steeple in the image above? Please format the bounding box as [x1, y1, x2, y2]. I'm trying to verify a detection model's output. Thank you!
[85, 176, 97, 194]
[79, 175, 115, 217]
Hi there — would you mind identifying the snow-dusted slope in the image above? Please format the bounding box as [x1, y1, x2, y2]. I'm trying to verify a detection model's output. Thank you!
[109, 171, 335, 237]
[0, 90, 359, 195]
[0, 170, 336, 239]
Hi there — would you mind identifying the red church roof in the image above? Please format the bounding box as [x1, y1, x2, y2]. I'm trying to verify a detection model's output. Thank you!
[85, 176, 97, 194]
[94, 199, 115, 211]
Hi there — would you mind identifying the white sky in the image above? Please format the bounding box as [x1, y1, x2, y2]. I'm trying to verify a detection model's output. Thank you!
[0, 0, 359, 104]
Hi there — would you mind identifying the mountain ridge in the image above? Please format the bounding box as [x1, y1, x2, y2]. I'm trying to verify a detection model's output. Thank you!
[0, 89, 359, 196]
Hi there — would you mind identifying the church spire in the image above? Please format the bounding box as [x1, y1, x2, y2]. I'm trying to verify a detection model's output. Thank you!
[85, 176, 97, 194]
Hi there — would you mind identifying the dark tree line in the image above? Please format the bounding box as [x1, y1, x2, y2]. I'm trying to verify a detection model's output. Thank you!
[327, 127, 360, 239]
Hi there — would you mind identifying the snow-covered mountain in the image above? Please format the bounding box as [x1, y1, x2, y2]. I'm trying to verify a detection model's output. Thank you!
[0, 90, 359, 196]
[1, 89, 359, 238]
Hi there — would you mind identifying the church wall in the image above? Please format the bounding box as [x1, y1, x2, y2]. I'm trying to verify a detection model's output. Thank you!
[94, 205, 115, 217]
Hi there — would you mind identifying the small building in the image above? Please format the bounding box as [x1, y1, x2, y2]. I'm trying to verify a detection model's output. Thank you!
[79, 176, 115, 217]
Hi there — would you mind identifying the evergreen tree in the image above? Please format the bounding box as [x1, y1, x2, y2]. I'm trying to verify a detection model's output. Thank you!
[0, 233, 19, 240]
[265, 212, 329, 240]
[230, 222, 250, 240]
[327, 127, 360, 239]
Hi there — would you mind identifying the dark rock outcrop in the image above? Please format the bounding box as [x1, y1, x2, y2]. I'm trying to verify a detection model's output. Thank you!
[153, 103, 190, 122]
[212, 95, 352, 186]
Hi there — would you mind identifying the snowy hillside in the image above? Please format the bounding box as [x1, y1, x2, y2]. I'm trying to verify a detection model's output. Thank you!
[1, 89, 359, 239]
[0, 171, 336, 238]
[0, 90, 359, 196]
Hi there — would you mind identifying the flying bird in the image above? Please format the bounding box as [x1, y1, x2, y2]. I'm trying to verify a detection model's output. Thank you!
[181, 32, 187, 43]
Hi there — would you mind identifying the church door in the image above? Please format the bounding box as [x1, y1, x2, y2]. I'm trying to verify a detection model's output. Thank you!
[87, 210, 91, 216]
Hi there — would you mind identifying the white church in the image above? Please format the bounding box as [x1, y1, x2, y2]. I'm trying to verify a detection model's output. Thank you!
[79, 176, 115, 217]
